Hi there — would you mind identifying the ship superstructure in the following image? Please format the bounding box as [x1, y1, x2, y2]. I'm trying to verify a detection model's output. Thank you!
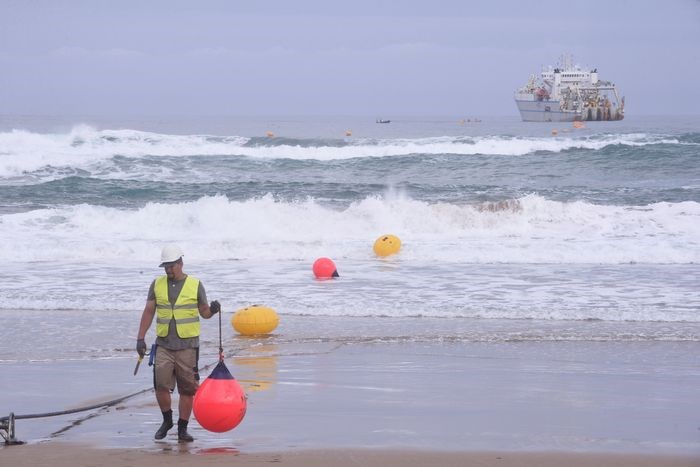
[514, 55, 624, 122]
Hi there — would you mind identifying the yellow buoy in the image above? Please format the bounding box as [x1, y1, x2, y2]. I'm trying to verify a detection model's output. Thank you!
[345, 130, 352, 136]
[373, 234, 401, 257]
[266, 131, 275, 138]
[231, 305, 279, 336]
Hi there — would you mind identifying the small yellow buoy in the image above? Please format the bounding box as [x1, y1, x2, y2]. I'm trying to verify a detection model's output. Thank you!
[266, 131, 275, 138]
[373, 234, 401, 257]
[551, 129, 558, 135]
[345, 130, 352, 137]
[231, 305, 279, 336]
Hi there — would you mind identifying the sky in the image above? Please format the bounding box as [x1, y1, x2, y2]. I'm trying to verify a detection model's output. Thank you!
[1, 0, 699, 117]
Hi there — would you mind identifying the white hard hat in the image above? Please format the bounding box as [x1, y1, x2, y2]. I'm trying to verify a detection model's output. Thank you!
[159, 244, 184, 267]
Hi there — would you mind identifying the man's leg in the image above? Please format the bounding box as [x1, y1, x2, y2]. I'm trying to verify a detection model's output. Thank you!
[179, 394, 192, 421]
[174, 348, 199, 442]
[154, 348, 176, 440]
[177, 394, 194, 442]
[156, 388, 171, 412]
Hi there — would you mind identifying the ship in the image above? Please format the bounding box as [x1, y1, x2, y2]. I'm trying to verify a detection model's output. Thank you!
[514, 55, 624, 122]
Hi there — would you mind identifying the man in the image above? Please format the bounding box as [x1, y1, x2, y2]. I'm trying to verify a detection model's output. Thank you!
[136, 244, 221, 442]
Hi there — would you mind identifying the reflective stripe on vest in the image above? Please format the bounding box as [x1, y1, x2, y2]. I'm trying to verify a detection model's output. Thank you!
[154, 275, 201, 338]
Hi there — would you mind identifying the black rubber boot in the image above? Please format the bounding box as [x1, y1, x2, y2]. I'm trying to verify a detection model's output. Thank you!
[154, 410, 173, 440]
[177, 418, 194, 442]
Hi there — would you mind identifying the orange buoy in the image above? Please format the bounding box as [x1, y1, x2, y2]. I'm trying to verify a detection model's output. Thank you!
[193, 361, 247, 433]
[266, 131, 275, 138]
[345, 130, 352, 136]
[312, 257, 338, 279]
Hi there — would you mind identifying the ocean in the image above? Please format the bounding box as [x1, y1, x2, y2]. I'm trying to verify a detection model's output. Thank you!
[0, 114, 699, 363]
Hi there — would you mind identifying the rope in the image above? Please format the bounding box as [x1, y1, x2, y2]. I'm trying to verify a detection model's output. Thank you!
[0, 387, 152, 422]
[218, 303, 224, 362]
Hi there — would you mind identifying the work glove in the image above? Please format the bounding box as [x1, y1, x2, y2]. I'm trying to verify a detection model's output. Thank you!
[209, 300, 221, 315]
[136, 339, 147, 358]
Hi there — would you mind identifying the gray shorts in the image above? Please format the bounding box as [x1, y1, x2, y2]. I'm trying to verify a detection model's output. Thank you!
[153, 346, 200, 396]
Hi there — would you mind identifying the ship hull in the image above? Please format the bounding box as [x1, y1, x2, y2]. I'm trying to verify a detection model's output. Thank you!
[515, 99, 579, 122]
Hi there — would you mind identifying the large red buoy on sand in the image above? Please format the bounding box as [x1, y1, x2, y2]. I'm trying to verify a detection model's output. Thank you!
[193, 361, 247, 432]
[313, 257, 339, 279]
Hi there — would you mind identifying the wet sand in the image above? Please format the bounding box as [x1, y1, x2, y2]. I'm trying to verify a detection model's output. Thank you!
[1, 324, 699, 464]
[1, 443, 698, 467]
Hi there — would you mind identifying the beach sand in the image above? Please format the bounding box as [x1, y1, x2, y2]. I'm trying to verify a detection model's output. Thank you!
[1, 443, 698, 467]
[1, 318, 699, 465]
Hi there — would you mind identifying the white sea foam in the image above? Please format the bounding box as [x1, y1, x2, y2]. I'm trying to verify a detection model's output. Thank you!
[0, 126, 681, 177]
[1, 194, 697, 264]
[1, 125, 697, 324]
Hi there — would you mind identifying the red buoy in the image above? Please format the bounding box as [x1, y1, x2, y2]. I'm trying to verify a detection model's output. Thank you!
[312, 257, 339, 279]
[193, 361, 247, 432]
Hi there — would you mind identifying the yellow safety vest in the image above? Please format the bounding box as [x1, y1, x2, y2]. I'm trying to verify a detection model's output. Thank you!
[154, 275, 201, 338]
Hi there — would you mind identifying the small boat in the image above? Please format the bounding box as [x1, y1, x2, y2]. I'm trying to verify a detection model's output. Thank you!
[376, 119, 391, 124]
